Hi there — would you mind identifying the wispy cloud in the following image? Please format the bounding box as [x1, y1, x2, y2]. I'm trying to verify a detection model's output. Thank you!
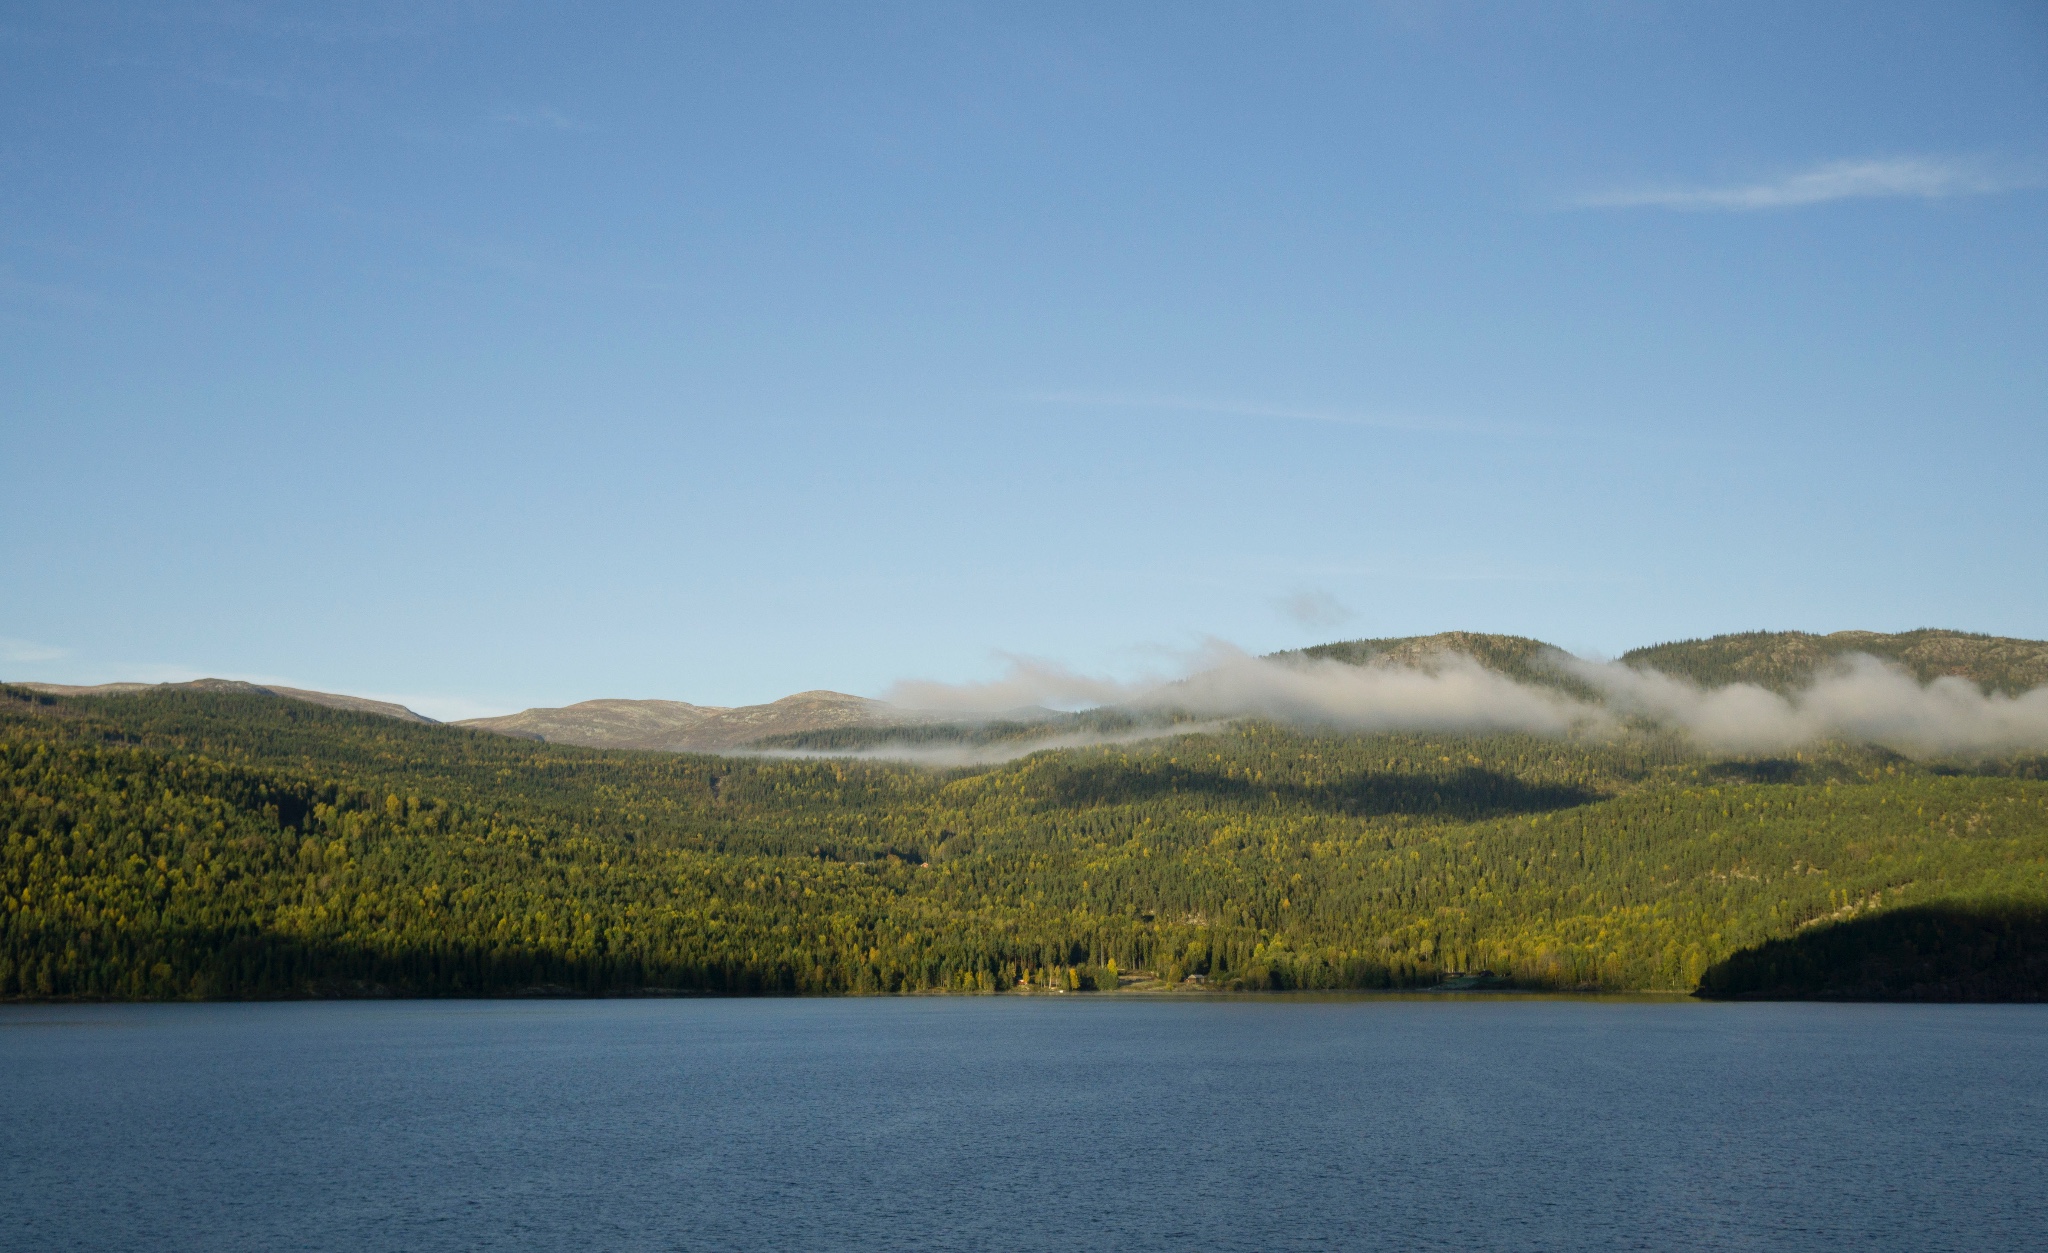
[1558, 654, 2048, 757]
[1275, 589, 1355, 631]
[1026, 392, 1501, 436]
[491, 105, 582, 133]
[880, 643, 2048, 760]
[744, 721, 1230, 768]
[888, 643, 1590, 737]
[1577, 156, 2030, 212]
[0, 636, 67, 664]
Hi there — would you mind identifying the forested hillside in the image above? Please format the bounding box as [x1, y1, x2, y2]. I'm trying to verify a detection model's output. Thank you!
[1274, 632, 1594, 695]
[5, 683, 2046, 1001]
[1280, 628, 2048, 697]
[19, 677, 435, 723]
[1698, 901, 2048, 1001]
[1618, 629, 2048, 695]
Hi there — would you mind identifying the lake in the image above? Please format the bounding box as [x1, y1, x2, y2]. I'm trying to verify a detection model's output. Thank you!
[3, 996, 2043, 1251]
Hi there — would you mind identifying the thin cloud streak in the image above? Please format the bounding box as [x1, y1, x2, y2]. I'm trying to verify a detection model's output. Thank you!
[1577, 156, 2028, 211]
[1026, 392, 1504, 436]
[0, 636, 68, 664]
[490, 105, 583, 133]
[742, 721, 1231, 768]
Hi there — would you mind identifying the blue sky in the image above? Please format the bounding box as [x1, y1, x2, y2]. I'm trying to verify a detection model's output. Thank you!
[3, 2, 2044, 719]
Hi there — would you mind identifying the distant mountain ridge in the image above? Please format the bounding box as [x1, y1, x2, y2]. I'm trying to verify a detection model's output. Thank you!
[1272, 631, 1595, 696]
[1618, 630, 2048, 696]
[453, 690, 924, 753]
[1286, 629, 2048, 697]
[17, 628, 2044, 754]
[15, 678, 435, 724]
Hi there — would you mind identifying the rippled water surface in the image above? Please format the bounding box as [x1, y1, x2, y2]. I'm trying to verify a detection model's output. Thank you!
[4, 996, 2044, 1251]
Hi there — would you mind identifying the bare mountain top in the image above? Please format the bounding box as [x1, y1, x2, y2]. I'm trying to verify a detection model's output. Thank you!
[15, 678, 435, 723]
[455, 690, 921, 753]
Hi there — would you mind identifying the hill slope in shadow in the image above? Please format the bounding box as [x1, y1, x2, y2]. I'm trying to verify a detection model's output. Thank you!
[1696, 902, 2048, 1001]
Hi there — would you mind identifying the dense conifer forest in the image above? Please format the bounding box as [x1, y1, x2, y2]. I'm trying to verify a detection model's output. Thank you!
[5, 682, 2046, 1001]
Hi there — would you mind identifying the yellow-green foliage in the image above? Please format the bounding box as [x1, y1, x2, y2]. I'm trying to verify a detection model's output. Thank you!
[4, 686, 2045, 999]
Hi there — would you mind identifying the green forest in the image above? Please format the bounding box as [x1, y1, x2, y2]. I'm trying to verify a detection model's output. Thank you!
[5, 681, 2047, 1001]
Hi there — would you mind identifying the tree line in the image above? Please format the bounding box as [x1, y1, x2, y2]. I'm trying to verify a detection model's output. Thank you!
[4, 684, 2045, 999]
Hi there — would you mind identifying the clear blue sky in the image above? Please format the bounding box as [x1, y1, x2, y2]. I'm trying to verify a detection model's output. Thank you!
[4, 2, 2045, 719]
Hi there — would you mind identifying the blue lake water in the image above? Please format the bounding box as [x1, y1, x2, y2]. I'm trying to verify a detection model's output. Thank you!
[3, 996, 2044, 1251]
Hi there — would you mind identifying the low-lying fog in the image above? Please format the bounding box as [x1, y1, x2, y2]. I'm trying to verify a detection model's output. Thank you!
[751, 644, 2048, 765]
